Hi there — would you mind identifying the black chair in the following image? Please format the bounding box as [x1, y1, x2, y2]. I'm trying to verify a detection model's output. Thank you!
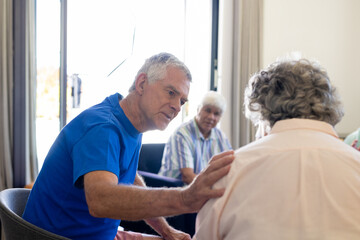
[121, 143, 196, 236]
[137, 143, 184, 187]
[0, 188, 70, 240]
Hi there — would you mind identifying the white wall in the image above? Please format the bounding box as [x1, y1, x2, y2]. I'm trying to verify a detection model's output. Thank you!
[262, 0, 360, 137]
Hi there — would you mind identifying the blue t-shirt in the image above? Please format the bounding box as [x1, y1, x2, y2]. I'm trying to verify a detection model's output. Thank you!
[23, 93, 142, 240]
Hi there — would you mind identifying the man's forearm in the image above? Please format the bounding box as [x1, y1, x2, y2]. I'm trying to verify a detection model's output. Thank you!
[181, 168, 197, 184]
[85, 172, 190, 221]
[145, 217, 172, 238]
[113, 185, 189, 220]
[134, 173, 146, 187]
[85, 151, 234, 222]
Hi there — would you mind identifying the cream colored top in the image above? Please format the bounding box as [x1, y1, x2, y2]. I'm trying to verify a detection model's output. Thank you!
[194, 119, 360, 240]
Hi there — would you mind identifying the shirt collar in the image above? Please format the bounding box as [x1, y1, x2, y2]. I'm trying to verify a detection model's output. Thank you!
[270, 118, 339, 138]
[191, 118, 216, 140]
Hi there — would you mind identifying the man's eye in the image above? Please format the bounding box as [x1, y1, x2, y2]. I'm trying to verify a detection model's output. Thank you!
[168, 91, 175, 96]
[181, 100, 186, 106]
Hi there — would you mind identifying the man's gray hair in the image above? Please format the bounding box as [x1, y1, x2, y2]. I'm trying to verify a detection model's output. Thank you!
[199, 91, 227, 113]
[244, 58, 344, 127]
[129, 52, 192, 92]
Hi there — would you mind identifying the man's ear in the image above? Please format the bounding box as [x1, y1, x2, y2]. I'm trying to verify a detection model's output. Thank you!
[135, 73, 147, 95]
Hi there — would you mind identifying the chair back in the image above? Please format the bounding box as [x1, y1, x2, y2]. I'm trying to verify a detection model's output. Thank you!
[138, 143, 165, 173]
[0, 188, 70, 240]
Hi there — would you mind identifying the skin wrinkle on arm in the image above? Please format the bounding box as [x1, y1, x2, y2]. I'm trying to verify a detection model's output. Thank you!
[84, 171, 186, 221]
[84, 150, 234, 221]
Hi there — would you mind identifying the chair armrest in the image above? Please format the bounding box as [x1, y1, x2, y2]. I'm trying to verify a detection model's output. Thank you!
[138, 171, 184, 188]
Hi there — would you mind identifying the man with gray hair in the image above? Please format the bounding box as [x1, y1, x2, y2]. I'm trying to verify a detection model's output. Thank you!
[23, 53, 234, 240]
[194, 58, 360, 240]
[159, 91, 232, 185]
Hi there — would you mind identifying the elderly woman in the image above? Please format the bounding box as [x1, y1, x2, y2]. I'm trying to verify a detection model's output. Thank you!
[194, 58, 360, 240]
[159, 91, 232, 184]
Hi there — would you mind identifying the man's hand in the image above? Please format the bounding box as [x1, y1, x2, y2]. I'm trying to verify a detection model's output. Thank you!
[351, 140, 360, 151]
[180, 150, 235, 212]
[161, 227, 191, 240]
[145, 217, 190, 240]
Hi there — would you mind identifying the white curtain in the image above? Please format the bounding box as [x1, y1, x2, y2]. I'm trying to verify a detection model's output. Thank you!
[0, 0, 38, 191]
[230, 0, 262, 148]
[0, 0, 14, 191]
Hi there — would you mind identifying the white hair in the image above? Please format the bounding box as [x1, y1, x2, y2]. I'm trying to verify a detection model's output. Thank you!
[199, 91, 227, 113]
[129, 52, 192, 92]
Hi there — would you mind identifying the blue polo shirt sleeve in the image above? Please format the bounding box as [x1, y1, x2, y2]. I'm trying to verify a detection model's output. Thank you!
[71, 124, 121, 188]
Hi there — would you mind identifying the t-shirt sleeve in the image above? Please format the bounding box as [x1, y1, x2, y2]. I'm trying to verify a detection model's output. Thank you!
[71, 124, 121, 188]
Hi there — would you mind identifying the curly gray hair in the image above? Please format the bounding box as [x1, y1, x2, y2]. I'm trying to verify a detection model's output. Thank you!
[244, 58, 344, 127]
[129, 52, 192, 92]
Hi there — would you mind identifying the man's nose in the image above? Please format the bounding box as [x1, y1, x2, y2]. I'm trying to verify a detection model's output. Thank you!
[208, 112, 216, 119]
[170, 98, 181, 113]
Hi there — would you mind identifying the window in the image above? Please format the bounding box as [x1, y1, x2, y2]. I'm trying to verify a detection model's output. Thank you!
[36, 0, 213, 170]
[36, 0, 61, 167]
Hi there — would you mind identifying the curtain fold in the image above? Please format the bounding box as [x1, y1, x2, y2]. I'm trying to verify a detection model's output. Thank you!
[25, 0, 38, 184]
[0, 0, 14, 191]
[231, 0, 262, 148]
[0, 0, 38, 191]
